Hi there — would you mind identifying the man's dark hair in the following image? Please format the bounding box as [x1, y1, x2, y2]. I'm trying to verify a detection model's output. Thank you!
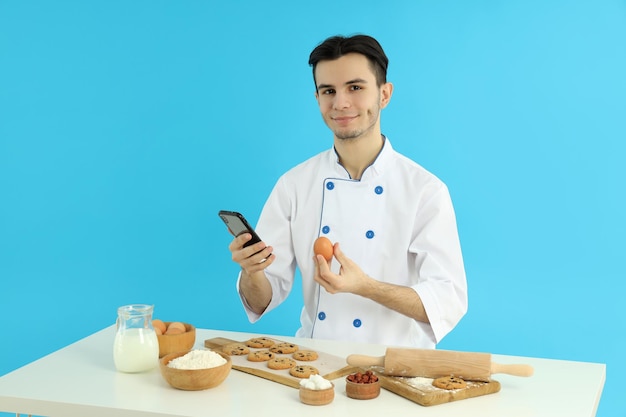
[308, 34, 389, 88]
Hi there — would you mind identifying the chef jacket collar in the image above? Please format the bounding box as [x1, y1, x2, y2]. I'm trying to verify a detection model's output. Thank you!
[330, 135, 393, 181]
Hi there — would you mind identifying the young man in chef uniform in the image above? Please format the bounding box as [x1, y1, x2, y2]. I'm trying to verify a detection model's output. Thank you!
[228, 34, 467, 348]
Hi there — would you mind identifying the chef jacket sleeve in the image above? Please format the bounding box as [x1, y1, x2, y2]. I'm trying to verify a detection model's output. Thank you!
[236, 176, 297, 323]
[410, 183, 468, 343]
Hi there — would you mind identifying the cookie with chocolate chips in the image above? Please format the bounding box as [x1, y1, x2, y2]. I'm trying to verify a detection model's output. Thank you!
[247, 350, 275, 362]
[269, 342, 299, 354]
[221, 343, 250, 356]
[289, 365, 319, 378]
[245, 337, 275, 348]
[268, 357, 297, 370]
[432, 376, 467, 390]
[292, 350, 318, 361]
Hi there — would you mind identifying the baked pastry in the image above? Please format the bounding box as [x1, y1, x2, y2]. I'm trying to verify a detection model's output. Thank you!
[292, 350, 318, 361]
[289, 365, 319, 378]
[269, 342, 299, 354]
[267, 357, 297, 370]
[245, 337, 275, 348]
[247, 350, 275, 362]
[432, 376, 467, 390]
[221, 343, 250, 356]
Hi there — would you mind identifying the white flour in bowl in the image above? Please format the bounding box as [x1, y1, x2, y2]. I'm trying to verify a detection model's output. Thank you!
[167, 350, 227, 370]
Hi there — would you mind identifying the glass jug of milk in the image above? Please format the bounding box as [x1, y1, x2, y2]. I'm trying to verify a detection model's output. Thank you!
[113, 304, 159, 373]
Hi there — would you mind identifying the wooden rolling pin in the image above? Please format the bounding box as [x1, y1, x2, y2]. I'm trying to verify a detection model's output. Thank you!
[346, 348, 534, 382]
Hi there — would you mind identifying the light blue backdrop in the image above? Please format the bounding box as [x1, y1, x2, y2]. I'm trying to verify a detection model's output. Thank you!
[1, 1, 624, 416]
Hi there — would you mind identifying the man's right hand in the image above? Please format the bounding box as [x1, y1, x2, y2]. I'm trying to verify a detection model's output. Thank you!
[230, 233, 274, 314]
[229, 233, 275, 275]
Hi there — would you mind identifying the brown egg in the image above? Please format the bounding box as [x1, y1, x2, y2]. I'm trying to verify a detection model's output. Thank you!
[165, 326, 185, 335]
[167, 322, 186, 334]
[313, 237, 334, 261]
[152, 319, 167, 334]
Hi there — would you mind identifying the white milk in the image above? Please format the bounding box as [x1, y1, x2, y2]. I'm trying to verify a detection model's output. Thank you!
[113, 328, 159, 373]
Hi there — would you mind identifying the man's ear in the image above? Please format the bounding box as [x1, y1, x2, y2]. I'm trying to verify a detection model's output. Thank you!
[380, 82, 393, 109]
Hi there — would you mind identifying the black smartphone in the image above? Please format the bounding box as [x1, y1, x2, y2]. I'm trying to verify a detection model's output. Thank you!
[218, 210, 262, 248]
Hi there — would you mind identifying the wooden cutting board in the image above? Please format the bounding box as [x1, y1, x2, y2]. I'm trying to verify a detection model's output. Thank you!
[377, 372, 501, 406]
[206, 336, 501, 405]
[204, 337, 357, 389]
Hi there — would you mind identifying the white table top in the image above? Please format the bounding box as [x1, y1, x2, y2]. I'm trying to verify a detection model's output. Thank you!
[0, 326, 606, 417]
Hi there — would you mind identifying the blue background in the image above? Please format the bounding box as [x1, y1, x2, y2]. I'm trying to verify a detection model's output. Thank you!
[1, 1, 624, 416]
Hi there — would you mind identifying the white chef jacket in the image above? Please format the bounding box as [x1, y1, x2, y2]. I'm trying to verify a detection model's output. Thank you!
[237, 138, 467, 348]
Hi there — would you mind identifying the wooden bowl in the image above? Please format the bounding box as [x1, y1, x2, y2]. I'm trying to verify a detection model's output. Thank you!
[157, 322, 196, 358]
[299, 383, 335, 405]
[159, 351, 232, 390]
[345, 378, 380, 400]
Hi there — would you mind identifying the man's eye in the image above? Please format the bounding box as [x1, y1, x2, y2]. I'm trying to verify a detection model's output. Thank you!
[322, 89, 335, 95]
[350, 85, 362, 91]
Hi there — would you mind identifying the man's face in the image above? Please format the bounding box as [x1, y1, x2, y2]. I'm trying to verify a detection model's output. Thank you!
[314, 53, 392, 141]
